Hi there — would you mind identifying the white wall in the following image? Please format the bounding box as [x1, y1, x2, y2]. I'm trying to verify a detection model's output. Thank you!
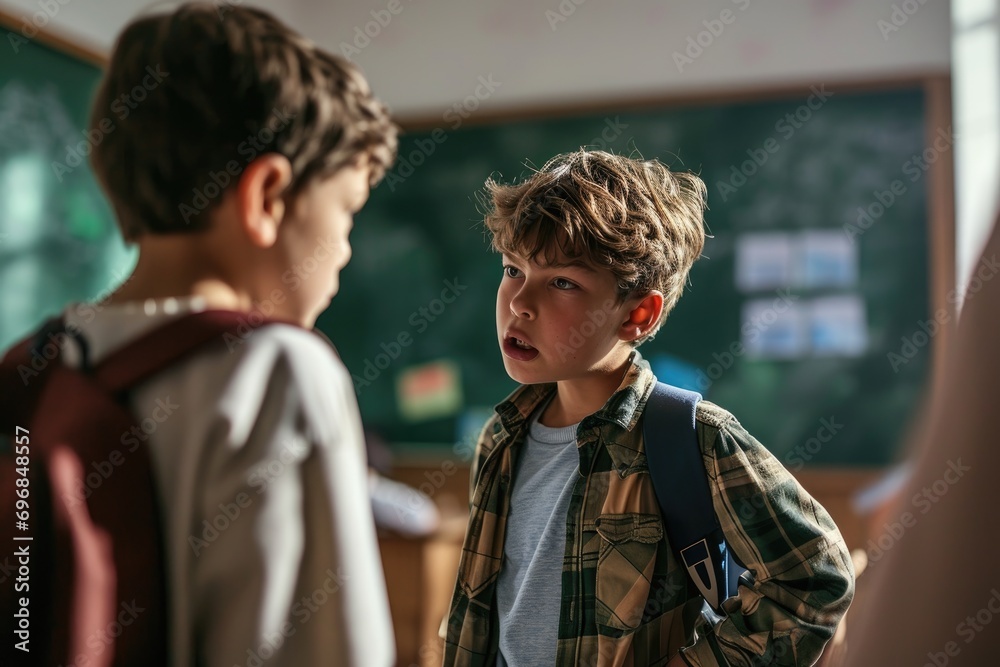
[306, 0, 951, 117]
[952, 0, 999, 293]
[1, 0, 951, 116]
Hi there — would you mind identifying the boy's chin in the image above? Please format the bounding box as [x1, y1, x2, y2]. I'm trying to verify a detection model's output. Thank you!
[501, 360, 548, 385]
[292, 303, 323, 329]
[301, 291, 337, 327]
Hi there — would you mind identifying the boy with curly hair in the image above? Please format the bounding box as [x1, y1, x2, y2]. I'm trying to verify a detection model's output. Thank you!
[442, 150, 854, 666]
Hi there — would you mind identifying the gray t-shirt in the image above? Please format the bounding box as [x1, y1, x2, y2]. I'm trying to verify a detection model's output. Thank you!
[496, 412, 580, 667]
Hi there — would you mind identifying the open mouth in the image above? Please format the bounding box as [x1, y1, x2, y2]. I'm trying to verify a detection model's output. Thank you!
[502, 335, 539, 361]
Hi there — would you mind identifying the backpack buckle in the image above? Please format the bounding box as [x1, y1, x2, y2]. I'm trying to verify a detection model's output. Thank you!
[681, 538, 723, 611]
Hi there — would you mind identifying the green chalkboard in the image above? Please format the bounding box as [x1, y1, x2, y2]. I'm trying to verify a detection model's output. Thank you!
[0, 29, 930, 469]
[319, 85, 932, 467]
[0, 25, 135, 353]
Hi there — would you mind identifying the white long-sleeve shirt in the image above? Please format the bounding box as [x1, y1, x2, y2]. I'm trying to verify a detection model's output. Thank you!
[62, 299, 394, 667]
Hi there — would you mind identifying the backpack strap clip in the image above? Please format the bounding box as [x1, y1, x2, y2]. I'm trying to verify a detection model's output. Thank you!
[680, 535, 727, 611]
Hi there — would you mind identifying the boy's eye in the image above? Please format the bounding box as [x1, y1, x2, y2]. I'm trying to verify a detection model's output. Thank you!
[552, 278, 576, 290]
[503, 265, 522, 279]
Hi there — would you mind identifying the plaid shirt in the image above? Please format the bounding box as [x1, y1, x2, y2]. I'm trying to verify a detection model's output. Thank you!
[442, 353, 854, 667]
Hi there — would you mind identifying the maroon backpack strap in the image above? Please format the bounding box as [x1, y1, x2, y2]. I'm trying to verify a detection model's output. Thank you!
[0, 317, 63, 420]
[91, 309, 301, 393]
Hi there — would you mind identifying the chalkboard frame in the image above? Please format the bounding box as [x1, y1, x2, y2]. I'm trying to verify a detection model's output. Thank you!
[0, 8, 106, 67]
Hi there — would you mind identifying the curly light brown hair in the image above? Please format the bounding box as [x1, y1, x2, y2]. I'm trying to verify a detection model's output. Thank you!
[484, 150, 707, 343]
[89, 2, 398, 241]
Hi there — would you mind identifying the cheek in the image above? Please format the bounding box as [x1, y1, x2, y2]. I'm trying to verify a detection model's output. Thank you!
[496, 285, 511, 315]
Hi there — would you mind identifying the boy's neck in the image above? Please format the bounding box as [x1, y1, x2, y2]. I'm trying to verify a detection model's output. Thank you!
[108, 234, 257, 313]
[539, 353, 633, 428]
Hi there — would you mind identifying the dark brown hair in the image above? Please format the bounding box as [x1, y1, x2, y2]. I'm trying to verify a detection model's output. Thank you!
[89, 2, 398, 241]
[484, 150, 707, 342]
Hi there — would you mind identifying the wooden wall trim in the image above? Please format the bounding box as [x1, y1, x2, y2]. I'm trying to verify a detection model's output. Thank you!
[924, 75, 957, 384]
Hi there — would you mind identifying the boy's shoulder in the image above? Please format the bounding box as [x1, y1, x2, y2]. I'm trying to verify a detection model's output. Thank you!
[192, 321, 362, 466]
[62, 308, 354, 424]
[693, 399, 740, 431]
[639, 393, 748, 461]
[691, 399, 788, 477]
[196, 320, 354, 416]
[245, 323, 353, 397]
[109, 314, 359, 455]
[227, 320, 343, 371]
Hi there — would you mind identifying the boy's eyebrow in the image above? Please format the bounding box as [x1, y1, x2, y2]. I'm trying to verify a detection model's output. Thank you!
[502, 254, 597, 273]
[547, 259, 597, 273]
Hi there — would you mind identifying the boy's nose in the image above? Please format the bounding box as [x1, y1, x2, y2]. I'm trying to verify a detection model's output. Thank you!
[509, 288, 536, 320]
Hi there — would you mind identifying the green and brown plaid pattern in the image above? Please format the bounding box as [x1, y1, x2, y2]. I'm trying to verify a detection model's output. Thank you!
[442, 353, 855, 667]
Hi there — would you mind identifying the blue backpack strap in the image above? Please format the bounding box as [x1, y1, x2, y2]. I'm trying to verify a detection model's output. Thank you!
[643, 381, 733, 613]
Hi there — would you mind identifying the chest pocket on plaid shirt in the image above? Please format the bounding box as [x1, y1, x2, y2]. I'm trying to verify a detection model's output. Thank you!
[594, 513, 664, 631]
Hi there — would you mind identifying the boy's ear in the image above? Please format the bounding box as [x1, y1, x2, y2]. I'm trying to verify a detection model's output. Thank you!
[621, 291, 664, 342]
[236, 154, 293, 249]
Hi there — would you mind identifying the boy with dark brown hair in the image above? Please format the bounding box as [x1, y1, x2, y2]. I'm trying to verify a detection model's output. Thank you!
[3, 3, 398, 665]
[442, 150, 854, 666]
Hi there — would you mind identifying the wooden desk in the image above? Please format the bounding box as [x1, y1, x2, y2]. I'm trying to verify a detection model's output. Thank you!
[378, 457, 467, 667]
[379, 512, 465, 667]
